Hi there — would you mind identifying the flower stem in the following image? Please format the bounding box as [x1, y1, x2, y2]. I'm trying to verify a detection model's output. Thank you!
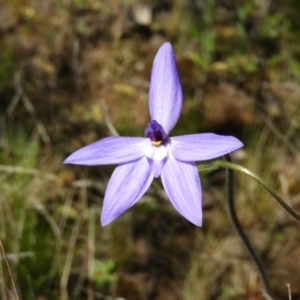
[213, 159, 300, 222]
[223, 155, 271, 296]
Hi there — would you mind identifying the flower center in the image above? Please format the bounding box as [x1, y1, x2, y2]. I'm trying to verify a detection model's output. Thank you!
[144, 120, 167, 146]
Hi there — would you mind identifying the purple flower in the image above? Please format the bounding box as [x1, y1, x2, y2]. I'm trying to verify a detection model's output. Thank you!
[64, 42, 243, 226]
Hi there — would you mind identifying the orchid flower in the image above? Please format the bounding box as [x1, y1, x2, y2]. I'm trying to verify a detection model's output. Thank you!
[64, 42, 243, 226]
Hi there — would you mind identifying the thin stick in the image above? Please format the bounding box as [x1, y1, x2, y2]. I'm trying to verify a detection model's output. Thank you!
[287, 283, 292, 300]
[99, 100, 119, 136]
[12, 74, 50, 144]
[0, 165, 57, 181]
[223, 155, 272, 296]
[262, 291, 274, 300]
[60, 215, 81, 300]
[87, 208, 95, 300]
[6, 91, 21, 117]
[0, 239, 20, 300]
[0, 250, 8, 300]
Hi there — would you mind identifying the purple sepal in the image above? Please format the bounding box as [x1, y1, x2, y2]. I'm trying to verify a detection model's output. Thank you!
[161, 157, 202, 226]
[170, 134, 244, 162]
[63, 136, 150, 166]
[101, 157, 153, 226]
[148, 42, 183, 135]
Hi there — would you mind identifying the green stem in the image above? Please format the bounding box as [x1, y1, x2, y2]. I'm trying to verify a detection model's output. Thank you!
[223, 155, 271, 295]
[213, 159, 300, 222]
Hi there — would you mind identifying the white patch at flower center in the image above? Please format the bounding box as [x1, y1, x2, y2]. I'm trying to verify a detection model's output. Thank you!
[145, 145, 168, 178]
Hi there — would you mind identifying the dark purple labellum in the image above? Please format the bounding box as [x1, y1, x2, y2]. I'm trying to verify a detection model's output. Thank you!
[144, 120, 167, 146]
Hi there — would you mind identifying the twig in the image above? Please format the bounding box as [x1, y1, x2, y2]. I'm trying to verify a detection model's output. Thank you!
[0, 239, 20, 300]
[223, 155, 272, 296]
[21, 91, 50, 144]
[287, 283, 292, 300]
[58, 190, 74, 232]
[0, 251, 8, 300]
[262, 291, 275, 300]
[60, 212, 81, 300]
[87, 208, 95, 300]
[0, 165, 57, 181]
[71, 186, 88, 298]
[6, 90, 21, 117]
[0, 116, 8, 151]
[72, 38, 80, 77]
[10, 74, 50, 144]
[260, 112, 298, 156]
[34, 204, 61, 239]
[72, 38, 81, 90]
[1, 252, 33, 262]
[99, 100, 119, 136]
[71, 179, 105, 192]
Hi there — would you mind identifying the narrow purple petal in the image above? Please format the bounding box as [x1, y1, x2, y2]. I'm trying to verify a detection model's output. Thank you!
[169, 134, 243, 162]
[101, 157, 153, 226]
[149, 42, 183, 135]
[64, 137, 151, 165]
[161, 157, 202, 226]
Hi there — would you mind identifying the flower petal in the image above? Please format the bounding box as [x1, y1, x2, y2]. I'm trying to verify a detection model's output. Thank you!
[101, 157, 153, 226]
[149, 42, 183, 135]
[145, 145, 168, 178]
[64, 137, 151, 165]
[161, 157, 202, 226]
[169, 134, 243, 162]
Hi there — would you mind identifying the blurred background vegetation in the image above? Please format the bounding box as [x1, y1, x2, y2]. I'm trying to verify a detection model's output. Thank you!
[1, 0, 300, 299]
